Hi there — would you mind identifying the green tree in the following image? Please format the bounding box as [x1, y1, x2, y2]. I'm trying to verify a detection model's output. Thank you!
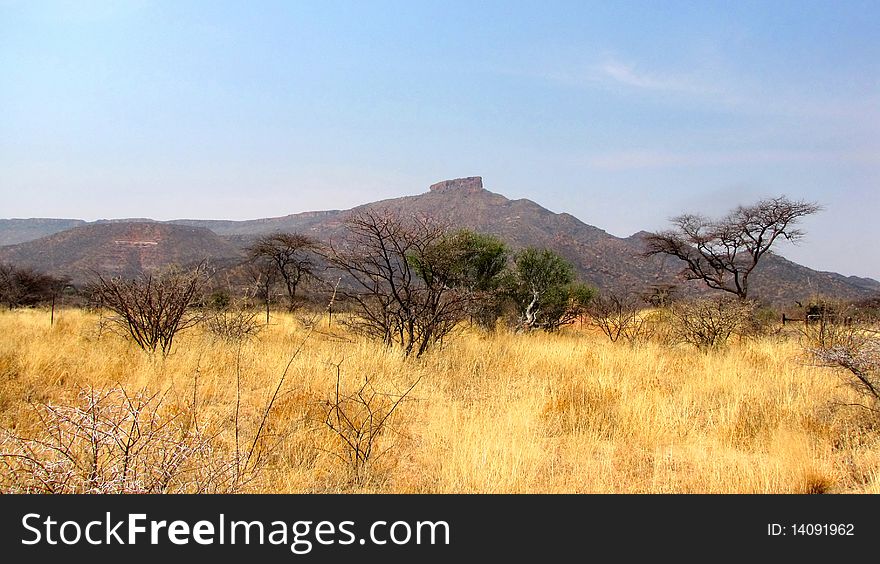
[506, 248, 595, 331]
[411, 229, 509, 329]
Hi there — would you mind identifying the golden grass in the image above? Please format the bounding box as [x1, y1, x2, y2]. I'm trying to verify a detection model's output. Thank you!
[1, 307, 878, 493]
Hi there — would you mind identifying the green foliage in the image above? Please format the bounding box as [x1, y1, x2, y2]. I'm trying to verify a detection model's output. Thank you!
[409, 230, 508, 289]
[512, 248, 574, 294]
[506, 248, 595, 331]
[207, 289, 232, 310]
[410, 229, 510, 330]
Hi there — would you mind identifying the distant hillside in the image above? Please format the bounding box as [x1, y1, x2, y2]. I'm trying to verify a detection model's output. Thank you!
[0, 218, 87, 246]
[169, 210, 343, 237]
[0, 222, 245, 285]
[1, 177, 877, 304]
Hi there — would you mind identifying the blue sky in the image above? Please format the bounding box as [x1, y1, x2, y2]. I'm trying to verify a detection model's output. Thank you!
[1, 1, 878, 278]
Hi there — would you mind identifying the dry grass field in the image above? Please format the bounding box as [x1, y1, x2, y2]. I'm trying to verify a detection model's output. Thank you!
[1, 307, 878, 494]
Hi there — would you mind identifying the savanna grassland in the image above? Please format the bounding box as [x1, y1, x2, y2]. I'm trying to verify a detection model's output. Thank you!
[1, 307, 878, 494]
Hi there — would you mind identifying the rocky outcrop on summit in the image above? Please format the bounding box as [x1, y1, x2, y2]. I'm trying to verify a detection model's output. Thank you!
[428, 176, 486, 194]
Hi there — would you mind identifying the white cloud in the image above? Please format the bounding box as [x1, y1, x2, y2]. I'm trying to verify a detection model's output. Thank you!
[599, 60, 677, 90]
[594, 58, 715, 97]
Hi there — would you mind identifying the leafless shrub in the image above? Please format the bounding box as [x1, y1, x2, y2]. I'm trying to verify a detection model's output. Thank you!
[803, 315, 880, 411]
[204, 305, 263, 342]
[319, 363, 420, 485]
[89, 263, 209, 355]
[586, 292, 654, 343]
[669, 297, 755, 350]
[0, 386, 244, 494]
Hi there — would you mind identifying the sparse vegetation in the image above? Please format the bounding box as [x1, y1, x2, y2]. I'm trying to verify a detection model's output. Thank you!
[586, 291, 654, 343]
[319, 363, 421, 485]
[327, 209, 475, 357]
[1, 209, 878, 495]
[204, 304, 264, 342]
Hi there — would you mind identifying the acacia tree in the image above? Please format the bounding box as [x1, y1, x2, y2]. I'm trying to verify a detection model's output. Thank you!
[644, 196, 822, 300]
[246, 232, 319, 312]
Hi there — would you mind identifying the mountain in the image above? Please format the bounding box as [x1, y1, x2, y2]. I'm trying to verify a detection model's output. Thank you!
[0, 218, 87, 246]
[2, 177, 878, 304]
[0, 222, 244, 284]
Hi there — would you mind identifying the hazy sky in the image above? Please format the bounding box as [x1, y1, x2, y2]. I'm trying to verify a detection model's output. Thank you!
[2, 1, 878, 278]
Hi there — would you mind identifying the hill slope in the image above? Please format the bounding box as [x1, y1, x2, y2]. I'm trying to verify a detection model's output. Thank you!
[0, 218, 87, 246]
[0, 222, 244, 284]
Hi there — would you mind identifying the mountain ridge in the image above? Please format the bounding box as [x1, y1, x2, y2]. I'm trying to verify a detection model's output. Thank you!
[1, 177, 877, 304]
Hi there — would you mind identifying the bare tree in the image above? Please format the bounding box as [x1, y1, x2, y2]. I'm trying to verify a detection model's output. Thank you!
[89, 263, 209, 355]
[327, 209, 472, 357]
[0, 262, 68, 309]
[243, 259, 276, 324]
[644, 196, 822, 299]
[246, 232, 319, 312]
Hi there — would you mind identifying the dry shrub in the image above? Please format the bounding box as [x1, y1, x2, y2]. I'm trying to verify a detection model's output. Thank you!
[89, 263, 209, 355]
[803, 318, 880, 410]
[204, 306, 263, 342]
[586, 292, 656, 344]
[317, 364, 420, 485]
[0, 386, 245, 493]
[669, 297, 755, 350]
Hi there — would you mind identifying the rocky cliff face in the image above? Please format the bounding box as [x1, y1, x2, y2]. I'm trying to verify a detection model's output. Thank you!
[428, 176, 486, 194]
